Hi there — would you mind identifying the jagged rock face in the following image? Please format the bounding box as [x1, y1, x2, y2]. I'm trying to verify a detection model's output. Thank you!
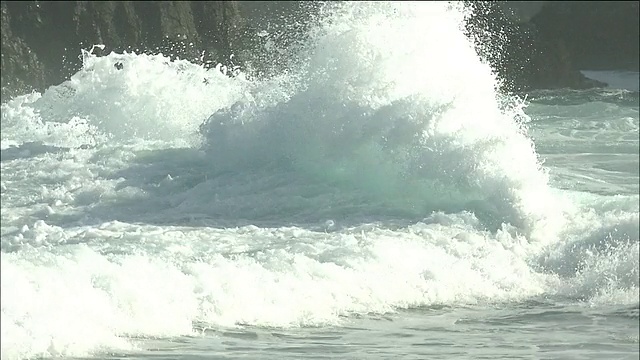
[530, 1, 639, 71]
[1, 2, 46, 97]
[464, 1, 635, 91]
[0, 1, 244, 100]
[1, 1, 638, 99]
[526, 1, 638, 89]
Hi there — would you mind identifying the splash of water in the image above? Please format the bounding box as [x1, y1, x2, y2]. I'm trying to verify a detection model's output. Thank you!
[1, 2, 636, 359]
[200, 1, 567, 240]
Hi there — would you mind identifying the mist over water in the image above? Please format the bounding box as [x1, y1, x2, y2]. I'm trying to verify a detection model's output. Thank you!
[1, 2, 638, 359]
[200, 1, 564, 238]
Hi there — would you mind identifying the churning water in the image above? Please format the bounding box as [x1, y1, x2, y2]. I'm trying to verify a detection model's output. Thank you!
[1, 2, 638, 359]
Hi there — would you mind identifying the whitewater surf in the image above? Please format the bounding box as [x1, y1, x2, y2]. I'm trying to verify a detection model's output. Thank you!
[1, 2, 637, 359]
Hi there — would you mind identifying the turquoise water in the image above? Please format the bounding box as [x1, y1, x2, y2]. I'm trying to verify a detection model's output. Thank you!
[1, 2, 638, 359]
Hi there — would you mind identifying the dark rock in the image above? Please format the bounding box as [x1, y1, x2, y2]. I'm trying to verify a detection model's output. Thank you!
[530, 1, 639, 71]
[466, 1, 638, 91]
[464, 1, 539, 91]
[232, 1, 322, 78]
[191, 1, 245, 63]
[528, 37, 607, 90]
[464, 1, 621, 92]
[1, 1, 637, 100]
[1, 2, 46, 99]
[0, 1, 244, 101]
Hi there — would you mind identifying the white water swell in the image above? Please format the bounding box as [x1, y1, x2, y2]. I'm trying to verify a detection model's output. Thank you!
[1, 2, 637, 359]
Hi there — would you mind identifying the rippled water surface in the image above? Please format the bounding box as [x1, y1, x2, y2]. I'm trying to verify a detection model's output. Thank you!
[1, 2, 638, 359]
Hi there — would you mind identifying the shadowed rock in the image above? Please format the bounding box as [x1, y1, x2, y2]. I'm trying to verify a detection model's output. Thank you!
[1, 1, 638, 100]
[1, 1, 244, 100]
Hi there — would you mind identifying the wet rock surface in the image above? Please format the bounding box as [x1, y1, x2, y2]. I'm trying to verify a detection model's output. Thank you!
[1, 1, 638, 99]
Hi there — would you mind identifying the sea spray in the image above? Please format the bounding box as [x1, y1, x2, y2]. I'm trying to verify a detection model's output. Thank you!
[1, 2, 636, 359]
[200, 1, 567, 240]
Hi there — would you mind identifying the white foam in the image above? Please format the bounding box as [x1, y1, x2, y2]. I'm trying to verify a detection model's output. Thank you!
[200, 1, 566, 241]
[0, 2, 637, 359]
[0, 219, 555, 359]
[2, 49, 248, 150]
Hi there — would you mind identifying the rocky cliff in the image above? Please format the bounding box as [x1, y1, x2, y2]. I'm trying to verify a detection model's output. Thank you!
[1, 1, 638, 100]
[465, 1, 638, 91]
[531, 1, 639, 71]
[1, 1, 245, 100]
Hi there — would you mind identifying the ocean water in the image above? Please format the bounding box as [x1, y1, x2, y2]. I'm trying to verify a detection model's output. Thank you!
[1, 2, 638, 360]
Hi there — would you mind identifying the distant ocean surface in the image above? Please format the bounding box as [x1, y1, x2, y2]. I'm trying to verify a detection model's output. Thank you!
[582, 70, 640, 92]
[1, 2, 638, 359]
